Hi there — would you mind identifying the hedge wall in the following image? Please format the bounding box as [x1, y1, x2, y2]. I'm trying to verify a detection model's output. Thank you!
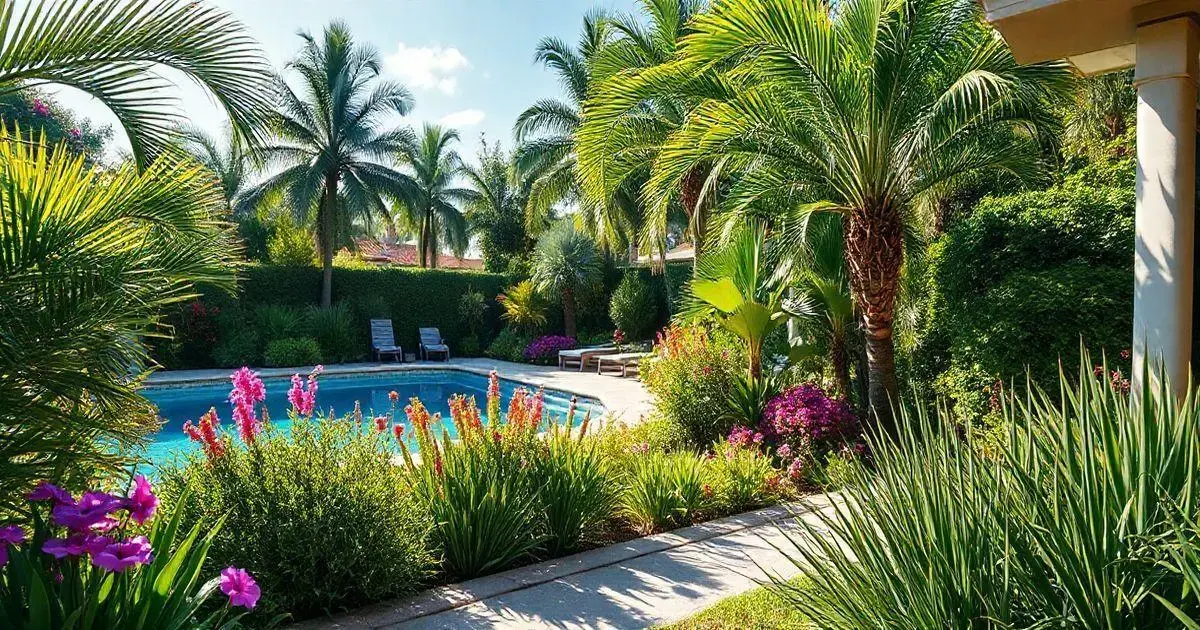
[160, 264, 509, 368]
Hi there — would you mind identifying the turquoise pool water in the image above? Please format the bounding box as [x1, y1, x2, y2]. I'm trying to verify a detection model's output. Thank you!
[141, 369, 599, 467]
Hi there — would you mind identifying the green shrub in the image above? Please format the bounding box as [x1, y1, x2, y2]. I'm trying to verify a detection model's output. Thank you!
[620, 450, 708, 534]
[266, 216, 315, 266]
[593, 413, 690, 465]
[213, 328, 260, 368]
[917, 167, 1134, 423]
[706, 439, 777, 513]
[610, 272, 660, 340]
[158, 415, 434, 624]
[305, 303, 357, 363]
[263, 336, 321, 367]
[641, 323, 745, 445]
[254, 304, 304, 344]
[774, 355, 1200, 627]
[486, 327, 533, 362]
[536, 419, 616, 555]
[459, 289, 487, 337]
[458, 334, 482, 357]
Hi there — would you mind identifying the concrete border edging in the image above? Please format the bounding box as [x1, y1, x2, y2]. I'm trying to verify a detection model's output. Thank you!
[304, 495, 835, 629]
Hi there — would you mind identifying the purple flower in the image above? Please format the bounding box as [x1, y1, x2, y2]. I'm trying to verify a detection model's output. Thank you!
[52, 491, 123, 533]
[220, 567, 261, 609]
[42, 533, 108, 559]
[760, 383, 859, 456]
[0, 525, 25, 567]
[125, 475, 158, 525]
[29, 481, 74, 505]
[31, 98, 49, 116]
[776, 444, 793, 460]
[90, 536, 153, 573]
[523, 335, 577, 362]
[229, 367, 266, 444]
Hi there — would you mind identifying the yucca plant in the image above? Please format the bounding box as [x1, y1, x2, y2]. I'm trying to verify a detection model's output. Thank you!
[621, 451, 708, 535]
[773, 352, 1200, 628]
[0, 129, 240, 512]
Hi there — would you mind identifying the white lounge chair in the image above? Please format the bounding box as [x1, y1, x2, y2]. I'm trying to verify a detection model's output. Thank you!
[596, 352, 650, 377]
[370, 319, 403, 362]
[558, 345, 619, 371]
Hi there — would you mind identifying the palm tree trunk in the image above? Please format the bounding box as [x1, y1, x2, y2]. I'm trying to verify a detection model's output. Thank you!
[428, 217, 438, 269]
[563, 285, 578, 338]
[320, 171, 337, 308]
[681, 166, 706, 275]
[417, 212, 428, 268]
[830, 332, 851, 399]
[845, 202, 903, 432]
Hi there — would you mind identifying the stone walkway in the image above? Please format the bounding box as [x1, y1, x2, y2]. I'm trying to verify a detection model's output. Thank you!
[145, 357, 653, 424]
[301, 495, 836, 630]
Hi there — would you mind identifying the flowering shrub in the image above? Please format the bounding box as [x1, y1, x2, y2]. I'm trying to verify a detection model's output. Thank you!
[0, 477, 256, 628]
[754, 383, 861, 485]
[523, 334, 577, 364]
[159, 367, 433, 623]
[641, 323, 745, 445]
[705, 438, 784, 513]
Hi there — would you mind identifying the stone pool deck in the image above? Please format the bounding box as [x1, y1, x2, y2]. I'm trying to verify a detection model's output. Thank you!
[300, 495, 837, 629]
[145, 358, 653, 424]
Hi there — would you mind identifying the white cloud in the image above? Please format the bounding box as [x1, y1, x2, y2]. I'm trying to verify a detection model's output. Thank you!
[385, 43, 469, 95]
[438, 109, 486, 128]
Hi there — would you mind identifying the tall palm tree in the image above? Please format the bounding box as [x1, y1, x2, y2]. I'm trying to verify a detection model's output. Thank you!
[175, 124, 252, 209]
[0, 0, 274, 168]
[516, 11, 631, 244]
[242, 22, 417, 306]
[394, 124, 473, 268]
[462, 140, 533, 273]
[531, 221, 601, 338]
[579, 0, 1070, 429]
[0, 130, 240, 510]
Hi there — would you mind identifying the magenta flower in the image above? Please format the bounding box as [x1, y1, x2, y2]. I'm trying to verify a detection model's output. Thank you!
[90, 536, 153, 573]
[220, 567, 261, 609]
[287, 367, 320, 417]
[125, 475, 158, 525]
[776, 444, 793, 460]
[229, 367, 267, 444]
[52, 491, 123, 533]
[42, 533, 108, 559]
[523, 335, 577, 362]
[31, 98, 49, 116]
[0, 525, 25, 567]
[28, 481, 74, 505]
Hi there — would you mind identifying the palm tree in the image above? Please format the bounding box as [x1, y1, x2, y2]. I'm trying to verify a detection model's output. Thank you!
[531, 221, 601, 338]
[516, 11, 633, 244]
[0, 0, 273, 167]
[579, 0, 1070, 429]
[787, 216, 856, 398]
[0, 130, 240, 510]
[175, 124, 253, 209]
[394, 124, 473, 268]
[242, 22, 417, 306]
[462, 140, 533, 273]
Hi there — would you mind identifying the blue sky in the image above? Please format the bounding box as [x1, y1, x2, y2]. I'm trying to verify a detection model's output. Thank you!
[56, 0, 640, 163]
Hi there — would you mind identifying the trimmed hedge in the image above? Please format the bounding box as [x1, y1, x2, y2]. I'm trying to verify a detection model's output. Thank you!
[159, 264, 509, 368]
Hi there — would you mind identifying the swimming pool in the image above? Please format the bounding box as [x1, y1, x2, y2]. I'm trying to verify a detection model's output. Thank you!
[142, 369, 601, 466]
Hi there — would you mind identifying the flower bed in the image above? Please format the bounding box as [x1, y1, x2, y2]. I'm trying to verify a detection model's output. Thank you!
[523, 334, 577, 364]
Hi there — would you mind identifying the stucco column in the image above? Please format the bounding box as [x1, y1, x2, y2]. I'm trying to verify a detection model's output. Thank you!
[1132, 14, 1199, 398]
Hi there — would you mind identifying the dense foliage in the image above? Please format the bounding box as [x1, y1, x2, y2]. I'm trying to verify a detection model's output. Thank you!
[914, 157, 1135, 422]
[153, 264, 507, 369]
[642, 324, 746, 446]
[610, 272, 661, 340]
[158, 370, 434, 624]
[776, 356, 1200, 628]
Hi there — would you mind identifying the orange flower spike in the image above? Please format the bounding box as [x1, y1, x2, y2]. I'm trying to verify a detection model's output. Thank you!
[579, 408, 592, 439]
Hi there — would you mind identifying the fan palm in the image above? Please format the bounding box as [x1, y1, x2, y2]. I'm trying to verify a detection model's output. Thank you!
[531, 221, 601, 338]
[175, 124, 253, 209]
[0, 0, 273, 168]
[462, 141, 533, 272]
[580, 0, 1070, 429]
[242, 21, 417, 306]
[394, 124, 473, 268]
[0, 129, 239, 511]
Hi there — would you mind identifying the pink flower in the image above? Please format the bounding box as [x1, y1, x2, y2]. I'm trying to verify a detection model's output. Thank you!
[388, 390, 400, 403]
[125, 475, 158, 525]
[90, 536, 153, 573]
[184, 408, 226, 459]
[229, 367, 266, 444]
[373, 416, 388, 433]
[787, 458, 805, 481]
[393, 423, 405, 442]
[42, 533, 106, 559]
[287, 373, 317, 417]
[0, 525, 25, 567]
[31, 98, 49, 116]
[776, 444, 793, 460]
[220, 567, 261, 609]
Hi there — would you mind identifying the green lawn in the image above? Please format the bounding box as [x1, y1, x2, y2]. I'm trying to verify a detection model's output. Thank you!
[660, 580, 811, 629]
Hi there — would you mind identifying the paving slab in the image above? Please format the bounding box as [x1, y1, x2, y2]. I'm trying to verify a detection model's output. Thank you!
[301, 495, 836, 630]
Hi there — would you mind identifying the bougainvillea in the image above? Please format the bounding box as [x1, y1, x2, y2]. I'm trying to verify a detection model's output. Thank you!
[523, 335, 577, 364]
[758, 383, 861, 482]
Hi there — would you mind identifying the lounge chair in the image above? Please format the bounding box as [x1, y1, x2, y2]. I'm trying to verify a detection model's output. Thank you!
[558, 345, 619, 371]
[596, 352, 651, 377]
[418, 327, 450, 361]
[370, 319, 404, 362]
